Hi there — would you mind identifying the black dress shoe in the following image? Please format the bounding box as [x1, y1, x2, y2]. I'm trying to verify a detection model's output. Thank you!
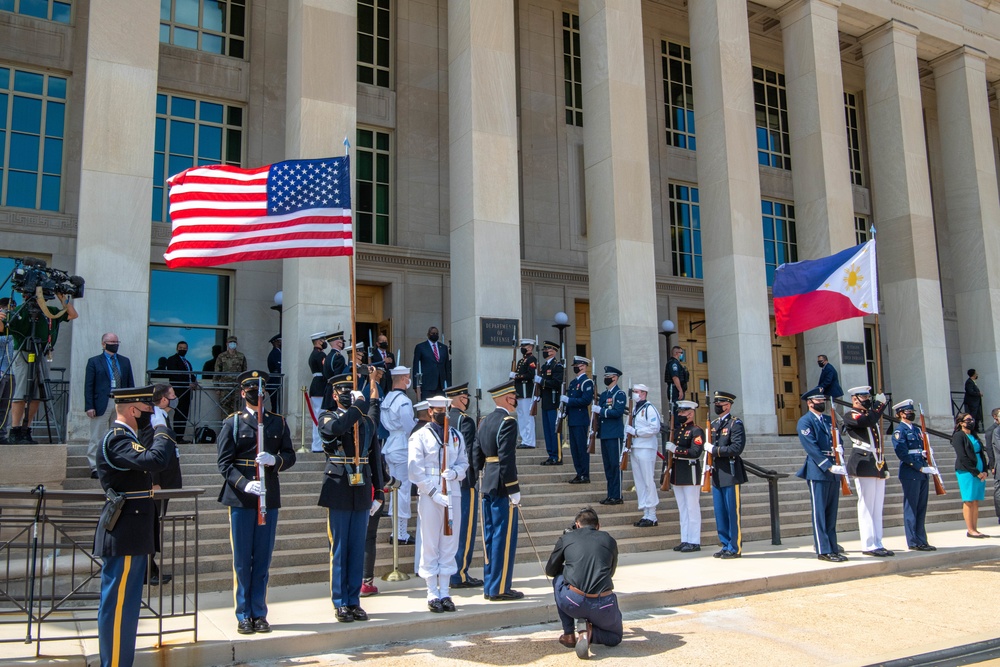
[348, 605, 368, 621]
[516, 444, 534, 449]
[679, 543, 700, 553]
[440, 597, 456, 612]
[605, 498, 623, 505]
[391, 536, 415, 546]
[580, 477, 590, 483]
[720, 550, 741, 559]
[569, 476, 583, 484]
[836, 544, 846, 554]
[713, 549, 726, 558]
[335, 606, 354, 623]
[428, 598, 445, 613]
[237, 618, 255, 634]
[817, 553, 840, 562]
[916, 544, 937, 551]
[598, 497, 611, 505]
[541, 459, 557, 466]
[878, 548, 895, 557]
[148, 573, 172, 586]
[252, 617, 271, 633]
[488, 590, 524, 601]
[453, 577, 483, 588]
[673, 543, 688, 552]
[90, 469, 99, 480]
[863, 549, 891, 557]
[633, 518, 658, 527]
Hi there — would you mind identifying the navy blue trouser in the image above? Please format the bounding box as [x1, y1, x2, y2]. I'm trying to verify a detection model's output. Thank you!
[900, 475, 929, 547]
[806, 480, 839, 555]
[482, 493, 518, 597]
[230, 506, 279, 620]
[553, 574, 623, 646]
[601, 438, 622, 500]
[99, 554, 147, 667]
[451, 485, 480, 586]
[712, 483, 743, 554]
[569, 425, 589, 478]
[542, 408, 559, 461]
[327, 508, 369, 607]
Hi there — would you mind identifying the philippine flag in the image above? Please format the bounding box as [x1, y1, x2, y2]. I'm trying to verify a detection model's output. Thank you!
[773, 240, 878, 336]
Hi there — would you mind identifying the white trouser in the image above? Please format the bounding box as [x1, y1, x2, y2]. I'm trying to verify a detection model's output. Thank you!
[417, 493, 460, 584]
[855, 476, 886, 551]
[631, 448, 658, 519]
[385, 451, 412, 535]
[310, 397, 324, 451]
[516, 398, 535, 446]
[673, 485, 702, 545]
[86, 411, 114, 470]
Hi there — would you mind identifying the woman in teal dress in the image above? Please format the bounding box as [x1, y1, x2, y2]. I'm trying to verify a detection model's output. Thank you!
[951, 412, 989, 538]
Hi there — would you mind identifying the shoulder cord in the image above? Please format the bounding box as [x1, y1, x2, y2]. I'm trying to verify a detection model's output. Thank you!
[102, 429, 130, 472]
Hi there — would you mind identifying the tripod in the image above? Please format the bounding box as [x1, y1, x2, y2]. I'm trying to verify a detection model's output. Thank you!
[14, 334, 56, 444]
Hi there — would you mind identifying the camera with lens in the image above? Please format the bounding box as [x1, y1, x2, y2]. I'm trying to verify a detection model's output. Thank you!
[11, 257, 85, 301]
[355, 364, 372, 376]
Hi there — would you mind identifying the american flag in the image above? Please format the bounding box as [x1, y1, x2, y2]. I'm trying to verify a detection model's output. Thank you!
[163, 157, 353, 268]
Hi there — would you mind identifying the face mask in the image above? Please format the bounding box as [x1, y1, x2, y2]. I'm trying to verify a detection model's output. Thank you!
[432, 412, 446, 425]
[337, 391, 352, 408]
[177, 349, 187, 357]
[812, 402, 827, 413]
[378, 341, 388, 350]
[679, 353, 685, 362]
[817, 361, 824, 367]
[244, 389, 260, 405]
[572, 366, 583, 374]
[964, 420, 975, 429]
[428, 333, 439, 342]
[861, 398, 872, 409]
[320, 341, 328, 350]
[714, 404, 725, 415]
[105, 343, 119, 354]
[520, 347, 528, 355]
[632, 392, 641, 402]
[903, 411, 915, 421]
[228, 342, 237, 351]
[135, 409, 152, 428]
[603, 377, 614, 387]
[167, 397, 179, 410]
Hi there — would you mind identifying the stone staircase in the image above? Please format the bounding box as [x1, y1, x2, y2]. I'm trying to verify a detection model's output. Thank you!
[62, 432, 993, 592]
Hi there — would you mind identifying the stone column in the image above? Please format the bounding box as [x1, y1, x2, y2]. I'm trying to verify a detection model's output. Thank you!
[68, 1, 160, 440]
[579, 0, 660, 400]
[778, 0, 867, 393]
[689, 0, 777, 433]
[448, 0, 522, 405]
[283, 0, 355, 436]
[860, 21, 950, 422]
[932, 46, 1000, 415]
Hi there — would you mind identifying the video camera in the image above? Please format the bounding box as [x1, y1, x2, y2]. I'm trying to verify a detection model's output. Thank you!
[11, 258, 85, 301]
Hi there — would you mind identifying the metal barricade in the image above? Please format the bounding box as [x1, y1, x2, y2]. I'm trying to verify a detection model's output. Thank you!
[0, 486, 203, 656]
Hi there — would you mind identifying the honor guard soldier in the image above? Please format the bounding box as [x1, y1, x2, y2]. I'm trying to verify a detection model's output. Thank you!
[796, 387, 847, 562]
[409, 396, 469, 612]
[664, 346, 688, 424]
[665, 400, 704, 551]
[593, 367, 627, 505]
[511, 339, 538, 448]
[320, 332, 347, 410]
[539, 341, 564, 465]
[217, 371, 296, 634]
[623, 384, 661, 527]
[447, 383, 484, 589]
[843, 386, 893, 557]
[473, 380, 523, 601]
[563, 356, 594, 484]
[380, 365, 417, 545]
[95, 386, 175, 667]
[892, 400, 937, 551]
[308, 332, 330, 452]
[706, 391, 747, 558]
[317, 370, 384, 623]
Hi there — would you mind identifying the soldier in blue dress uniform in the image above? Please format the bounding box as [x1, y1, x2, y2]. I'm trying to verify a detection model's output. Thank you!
[95, 385, 175, 667]
[562, 356, 594, 484]
[891, 399, 937, 551]
[447, 383, 484, 588]
[472, 380, 523, 601]
[320, 331, 347, 410]
[593, 366, 626, 505]
[217, 370, 296, 634]
[317, 370, 384, 622]
[796, 386, 848, 562]
[706, 390, 747, 558]
[538, 341, 564, 465]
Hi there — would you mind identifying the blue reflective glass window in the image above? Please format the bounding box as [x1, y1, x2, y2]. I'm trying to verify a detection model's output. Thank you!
[9, 133, 40, 171]
[174, 0, 198, 26]
[0, 131, 5, 166]
[171, 96, 196, 118]
[6, 171, 37, 207]
[169, 120, 195, 155]
[160, 23, 170, 43]
[11, 96, 41, 133]
[13, 71, 43, 95]
[168, 154, 193, 180]
[0, 68, 8, 88]
[0, 94, 7, 124]
[199, 101, 223, 124]
[19, 0, 47, 19]
[43, 137, 62, 173]
[153, 154, 164, 185]
[160, 0, 171, 20]
[155, 117, 166, 151]
[152, 186, 163, 222]
[45, 101, 64, 137]
[156, 93, 167, 115]
[198, 125, 222, 160]
[47, 76, 65, 99]
[40, 174, 59, 210]
[0, 0, 14, 12]
[150, 270, 231, 326]
[52, 1, 70, 22]
[174, 26, 198, 49]
[201, 32, 224, 54]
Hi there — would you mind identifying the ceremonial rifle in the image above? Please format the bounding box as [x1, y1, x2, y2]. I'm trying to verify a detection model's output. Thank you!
[620, 381, 634, 471]
[442, 408, 453, 536]
[830, 407, 852, 496]
[919, 403, 947, 495]
[587, 355, 599, 455]
[700, 396, 713, 493]
[660, 401, 675, 491]
[529, 335, 542, 417]
[552, 341, 570, 461]
[475, 372, 482, 425]
[256, 375, 267, 525]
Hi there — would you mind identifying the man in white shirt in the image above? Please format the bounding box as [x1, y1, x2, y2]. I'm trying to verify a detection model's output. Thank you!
[623, 384, 661, 526]
[380, 366, 417, 545]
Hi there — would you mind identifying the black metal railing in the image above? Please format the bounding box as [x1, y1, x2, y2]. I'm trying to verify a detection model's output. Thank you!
[0, 486, 203, 657]
[743, 460, 789, 545]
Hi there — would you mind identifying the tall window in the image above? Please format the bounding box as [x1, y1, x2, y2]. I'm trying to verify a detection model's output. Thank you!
[358, 0, 390, 88]
[0, 0, 70, 22]
[153, 92, 244, 222]
[356, 127, 390, 245]
[753, 66, 790, 170]
[160, 0, 247, 59]
[762, 199, 797, 286]
[668, 183, 702, 279]
[662, 41, 695, 150]
[148, 267, 231, 374]
[0, 66, 66, 211]
[854, 215, 870, 246]
[563, 12, 582, 127]
[844, 92, 863, 186]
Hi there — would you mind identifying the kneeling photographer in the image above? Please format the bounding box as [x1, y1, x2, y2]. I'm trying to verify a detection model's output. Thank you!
[545, 507, 623, 658]
[6, 259, 81, 443]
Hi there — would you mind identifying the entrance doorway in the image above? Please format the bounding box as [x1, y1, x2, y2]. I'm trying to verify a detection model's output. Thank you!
[676, 309, 709, 426]
[574, 300, 590, 361]
[355, 284, 391, 355]
[770, 317, 801, 435]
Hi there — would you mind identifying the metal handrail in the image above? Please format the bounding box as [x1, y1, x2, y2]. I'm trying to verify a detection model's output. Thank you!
[743, 460, 789, 546]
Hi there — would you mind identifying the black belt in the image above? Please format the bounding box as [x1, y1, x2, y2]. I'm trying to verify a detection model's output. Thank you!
[568, 584, 613, 598]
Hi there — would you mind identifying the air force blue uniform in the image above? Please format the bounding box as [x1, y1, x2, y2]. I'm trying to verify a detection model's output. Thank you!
[596, 385, 627, 501]
[566, 372, 594, 479]
[796, 411, 839, 556]
[893, 421, 931, 548]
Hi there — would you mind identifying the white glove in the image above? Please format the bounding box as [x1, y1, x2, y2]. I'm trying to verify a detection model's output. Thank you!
[705, 443, 716, 455]
[665, 441, 677, 453]
[591, 405, 601, 415]
[351, 390, 365, 402]
[150, 408, 167, 429]
[829, 465, 847, 476]
[441, 468, 458, 481]
[430, 490, 450, 508]
[369, 499, 382, 516]
[256, 451, 276, 467]
[624, 425, 636, 436]
[560, 395, 569, 404]
[509, 492, 521, 506]
[245, 480, 263, 496]
[533, 396, 540, 402]
[509, 371, 517, 379]
[875, 392, 886, 404]
[920, 466, 935, 474]
[534, 375, 542, 384]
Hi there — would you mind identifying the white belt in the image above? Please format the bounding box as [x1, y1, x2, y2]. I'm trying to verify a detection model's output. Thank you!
[424, 467, 441, 476]
[907, 449, 924, 455]
[851, 441, 874, 453]
[312, 372, 324, 377]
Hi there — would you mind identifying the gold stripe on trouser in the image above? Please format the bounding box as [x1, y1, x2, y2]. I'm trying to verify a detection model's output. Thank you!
[112, 555, 132, 667]
[228, 508, 238, 611]
[734, 485, 742, 554]
[461, 492, 475, 581]
[327, 516, 335, 599]
[499, 502, 515, 593]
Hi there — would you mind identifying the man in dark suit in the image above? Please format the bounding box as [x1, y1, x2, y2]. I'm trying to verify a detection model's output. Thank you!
[816, 354, 843, 403]
[165, 341, 197, 443]
[266, 334, 282, 413]
[85, 333, 135, 478]
[412, 326, 450, 401]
